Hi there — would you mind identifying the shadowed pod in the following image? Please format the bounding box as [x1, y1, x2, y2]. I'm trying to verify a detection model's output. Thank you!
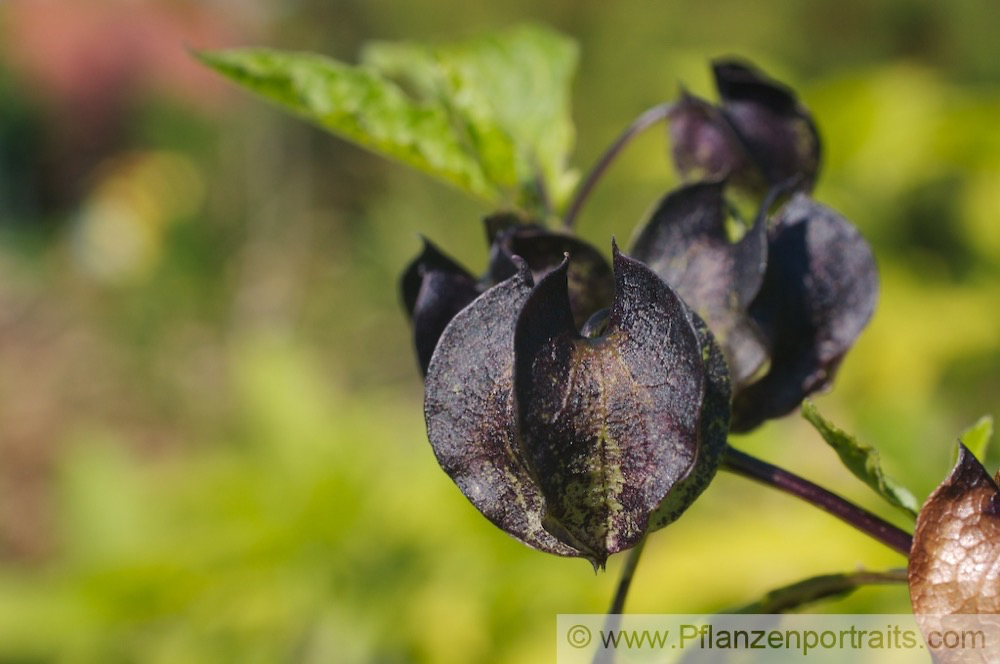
[630, 180, 769, 391]
[401, 216, 616, 376]
[630, 182, 878, 433]
[733, 194, 878, 431]
[668, 59, 821, 195]
[400, 239, 481, 376]
[645, 59, 877, 432]
[488, 215, 614, 330]
[421, 244, 729, 568]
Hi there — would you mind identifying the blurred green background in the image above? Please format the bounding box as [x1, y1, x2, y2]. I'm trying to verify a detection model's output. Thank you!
[1, 0, 999, 662]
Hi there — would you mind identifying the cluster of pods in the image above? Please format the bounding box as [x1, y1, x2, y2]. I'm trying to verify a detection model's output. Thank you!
[403, 60, 878, 567]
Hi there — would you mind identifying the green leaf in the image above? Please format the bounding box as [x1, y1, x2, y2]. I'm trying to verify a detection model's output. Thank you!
[802, 400, 919, 519]
[197, 24, 580, 214]
[362, 24, 579, 210]
[959, 415, 994, 462]
[195, 48, 500, 202]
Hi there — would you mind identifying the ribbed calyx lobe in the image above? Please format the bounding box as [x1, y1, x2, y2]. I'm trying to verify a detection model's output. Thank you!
[513, 246, 706, 566]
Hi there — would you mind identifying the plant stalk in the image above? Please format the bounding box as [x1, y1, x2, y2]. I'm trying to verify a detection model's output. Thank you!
[607, 534, 647, 615]
[563, 102, 675, 230]
[731, 568, 908, 613]
[721, 446, 913, 556]
[593, 535, 647, 664]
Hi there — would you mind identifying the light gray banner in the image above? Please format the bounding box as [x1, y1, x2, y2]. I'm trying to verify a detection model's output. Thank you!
[557, 613, 1000, 663]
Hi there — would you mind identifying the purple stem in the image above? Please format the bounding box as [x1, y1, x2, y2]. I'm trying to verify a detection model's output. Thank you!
[722, 446, 913, 557]
[562, 102, 675, 230]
